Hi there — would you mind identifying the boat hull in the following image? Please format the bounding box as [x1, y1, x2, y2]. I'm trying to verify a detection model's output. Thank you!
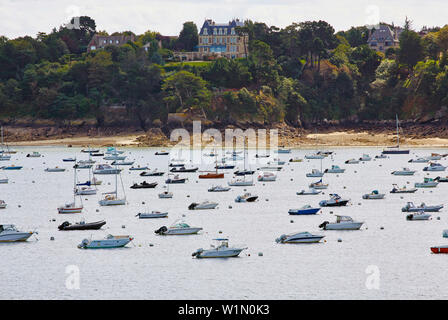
[289, 208, 321, 215]
[323, 222, 363, 230]
[196, 248, 244, 258]
[0, 232, 33, 242]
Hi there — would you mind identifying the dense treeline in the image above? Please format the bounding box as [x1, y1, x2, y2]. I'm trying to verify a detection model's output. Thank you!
[0, 16, 448, 129]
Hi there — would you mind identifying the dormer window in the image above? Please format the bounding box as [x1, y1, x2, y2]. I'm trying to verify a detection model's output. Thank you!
[203, 28, 208, 35]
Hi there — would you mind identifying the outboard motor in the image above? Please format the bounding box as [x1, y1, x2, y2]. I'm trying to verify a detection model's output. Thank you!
[319, 221, 329, 229]
[406, 214, 413, 220]
[58, 221, 70, 230]
[188, 203, 198, 210]
[192, 248, 204, 257]
[155, 226, 168, 235]
[275, 234, 287, 243]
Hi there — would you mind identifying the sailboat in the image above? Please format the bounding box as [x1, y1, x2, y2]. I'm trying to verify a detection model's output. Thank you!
[98, 164, 126, 206]
[58, 167, 83, 214]
[0, 126, 16, 156]
[74, 155, 97, 195]
[382, 115, 410, 154]
[228, 138, 254, 186]
[199, 149, 224, 179]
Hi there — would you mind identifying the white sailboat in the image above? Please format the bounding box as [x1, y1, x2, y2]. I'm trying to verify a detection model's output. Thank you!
[0, 126, 16, 156]
[99, 164, 126, 206]
[228, 138, 254, 187]
[58, 167, 83, 214]
[382, 114, 410, 154]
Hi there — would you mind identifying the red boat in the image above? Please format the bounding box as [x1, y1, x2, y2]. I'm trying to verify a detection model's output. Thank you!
[198, 172, 224, 179]
[430, 246, 448, 253]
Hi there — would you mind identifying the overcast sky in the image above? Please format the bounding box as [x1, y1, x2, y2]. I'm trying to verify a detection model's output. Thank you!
[1, 0, 447, 38]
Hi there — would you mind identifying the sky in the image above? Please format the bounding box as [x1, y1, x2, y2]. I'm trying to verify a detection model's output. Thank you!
[0, 0, 447, 38]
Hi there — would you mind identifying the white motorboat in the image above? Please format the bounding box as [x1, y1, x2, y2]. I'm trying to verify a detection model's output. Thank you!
[276, 148, 292, 154]
[390, 184, 417, 193]
[45, 167, 65, 172]
[319, 216, 363, 230]
[415, 177, 438, 188]
[325, 165, 345, 173]
[208, 185, 231, 192]
[276, 232, 325, 244]
[192, 239, 247, 258]
[408, 157, 429, 163]
[257, 171, 277, 181]
[258, 166, 282, 171]
[93, 164, 122, 174]
[154, 220, 202, 235]
[401, 202, 443, 212]
[78, 159, 95, 165]
[188, 201, 218, 210]
[345, 159, 360, 164]
[235, 192, 258, 203]
[359, 154, 371, 161]
[0, 178, 8, 184]
[0, 200, 6, 209]
[423, 162, 446, 172]
[26, 151, 41, 158]
[406, 211, 431, 221]
[309, 179, 328, 189]
[103, 155, 126, 161]
[391, 168, 416, 175]
[426, 153, 446, 160]
[362, 190, 385, 199]
[158, 191, 173, 198]
[305, 153, 325, 159]
[228, 178, 254, 186]
[0, 225, 34, 242]
[306, 169, 324, 178]
[112, 160, 134, 166]
[136, 211, 168, 219]
[296, 188, 321, 195]
[78, 234, 133, 249]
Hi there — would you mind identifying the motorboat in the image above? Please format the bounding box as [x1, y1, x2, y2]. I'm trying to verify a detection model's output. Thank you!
[255, 154, 270, 158]
[406, 211, 431, 221]
[112, 161, 134, 166]
[136, 211, 168, 219]
[0, 225, 34, 242]
[288, 205, 321, 215]
[435, 176, 448, 182]
[129, 166, 149, 171]
[228, 178, 254, 187]
[257, 171, 277, 181]
[426, 153, 447, 160]
[45, 167, 65, 172]
[319, 216, 363, 230]
[359, 154, 371, 161]
[216, 164, 236, 170]
[103, 155, 126, 161]
[154, 220, 202, 235]
[78, 159, 96, 165]
[165, 175, 187, 184]
[58, 220, 106, 231]
[296, 188, 321, 195]
[78, 234, 133, 249]
[188, 201, 219, 210]
[1, 165, 22, 170]
[0, 178, 8, 184]
[362, 190, 385, 199]
[169, 162, 186, 167]
[74, 186, 97, 195]
[63, 157, 76, 162]
[170, 166, 198, 173]
[258, 166, 282, 171]
[319, 194, 349, 207]
[73, 163, 92, 169]
[192, 239, 247, 258]
[155, 151, 169, 155]
[235, 193, 258, 203]
[208, 185, 231, 192]
[345, 159, 359, 164]
[306, 169, 324, 178]
[93, 164, 122, 174]
[158, 191, 173, 199]
[375, 154, 388, 159]
[325, 165, 345, 173]
[408, 157, 429, 163]
[0, 155, 11, 161]
[130, 181, 158, 189]
[140, 169, 165, 176]
[90, 153, 104, 157]
[289, 157, 303, 163]
[81, 148, 100, 153]
[105, 148, 124, 155]
[415, 177, 438, 188]
[390, 184, 417, 193]
[276, 148, 292, 154]
[234, 170, 255, 176]
[401, 202, 443, 212]
[391, 168, 416, 175]
[276, 232, 325, 243]
[0, 200, 6, 209]
[26, 152, 41, 158]
[305, 153, 325, 159]
[309, 179, 328, 189]
[317, 151, 333, 156]
[423, 162, 446, 172]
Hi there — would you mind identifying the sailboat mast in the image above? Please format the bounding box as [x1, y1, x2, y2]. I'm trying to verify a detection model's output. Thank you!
[396, 114, 399, 147]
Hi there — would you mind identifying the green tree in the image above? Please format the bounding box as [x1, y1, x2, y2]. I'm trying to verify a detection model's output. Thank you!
[175, 22, 198, 51]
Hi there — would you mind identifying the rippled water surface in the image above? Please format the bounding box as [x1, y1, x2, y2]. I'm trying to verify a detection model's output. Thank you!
[1, 146, 448, 299]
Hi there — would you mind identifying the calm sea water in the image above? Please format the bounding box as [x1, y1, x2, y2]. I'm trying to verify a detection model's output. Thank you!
[1, 146, 448, 299]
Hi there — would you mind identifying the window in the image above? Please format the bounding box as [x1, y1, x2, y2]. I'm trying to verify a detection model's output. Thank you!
[213, 38, 217, 44]
[224, 28, 228, 35]
[203, 28, 208, 35]
[231, 28, 235, 35]
[91, 46, 96, 50]
[116, 40, 119, 44]
[109, 40, 112, 44]
[104, 40, 107, 44]
[213, 28, 217, 35]
[219, 28, 222, 35]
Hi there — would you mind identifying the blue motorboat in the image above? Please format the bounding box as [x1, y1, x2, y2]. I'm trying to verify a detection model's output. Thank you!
[2, 165, 23, 170]
[288, 205, 321, 215]
[63, 158, 76, 162]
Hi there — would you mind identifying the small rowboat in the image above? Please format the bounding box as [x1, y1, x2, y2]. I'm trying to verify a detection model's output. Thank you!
[431, 246, 448, 254]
